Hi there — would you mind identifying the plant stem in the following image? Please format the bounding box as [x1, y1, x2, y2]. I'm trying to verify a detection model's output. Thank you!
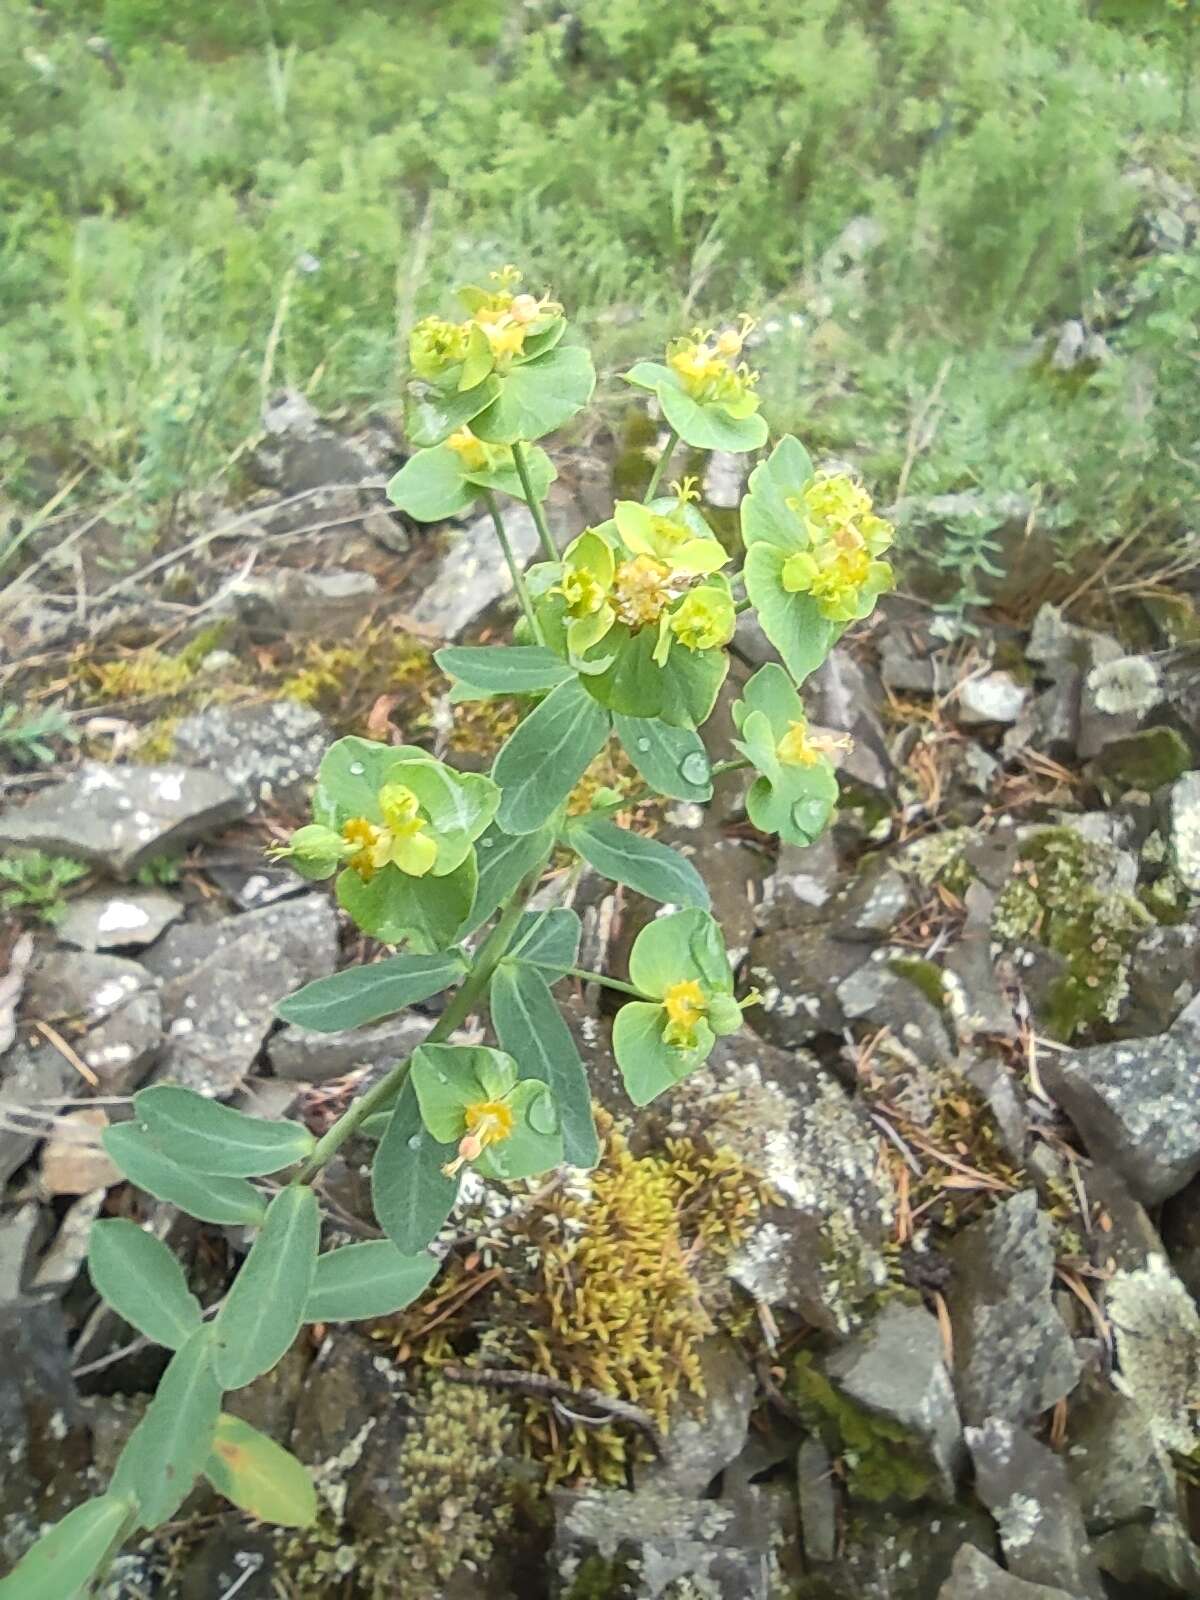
[511, 441, 558, 561]
[709, 756, 750, 780]
[734, 597, 752, 614]
[484, 489, 543, 642]
[644, 427, 680, 503]
[565, 965, 646, 998]
[293, 862, 547, 1184]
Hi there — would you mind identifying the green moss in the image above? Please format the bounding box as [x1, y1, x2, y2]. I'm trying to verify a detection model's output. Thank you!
[899, 827, 975, 892]
[1095, 726, 1192, 792]
[992, 826, 1154, 1040]
[790, 1352, 938, 1503]
[564, 1553, 638, 1600]
[1140, 869, 1190, 926]
[888, 956, 948, 1009]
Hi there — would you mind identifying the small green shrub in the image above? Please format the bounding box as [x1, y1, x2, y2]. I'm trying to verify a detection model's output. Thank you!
[0, 851, 88, 923]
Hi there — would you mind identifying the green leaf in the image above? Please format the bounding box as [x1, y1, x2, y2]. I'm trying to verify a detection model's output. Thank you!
[612, 999, 709, 1105]
[614, 714, 712, 802]
[133, 1085, 315, 1177]
[382, 759, 499, 874]
[622, 359, 674, 393]
[435, 644, 574, 701]
[372, 1078, 459, 1254]
[111, 1327, 222, 1527]
[0, 1493, 136, 1600]
[493, 677, 610, 834]
[506, 907, 581, 975]
[405, 376, 498, 448]
[102, 1123, 267, 1227]
[305, 1241, 439, 1323]
[276, 951, 466, 1032]
[314, 735, 428, 823]
[490, 962, 599, 1168]
[567, 816, 709, 910]
[476, 1078, 563, 1181]
[212, 1186, 319, 1390]
[205, 1414, 318, 1528]
[410, 1042, 517, 1142]
[470, 344, 596, 445]
[743, 542, 838, 685]
[386, 445, 477, 522]
[657, 380, 769, 453]
[87, 1219, 202, 1350]
[741, 435, 815, 550]
[463, 441, 557, 505]
[628, 907, 733, 998]
[337, 852, 476, 950]
[463, 821, 555, 935]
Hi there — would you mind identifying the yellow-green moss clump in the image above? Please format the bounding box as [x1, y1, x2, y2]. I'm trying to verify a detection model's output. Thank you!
[790, 1351, 938, 1502]
[992, 825, 1153, 1039]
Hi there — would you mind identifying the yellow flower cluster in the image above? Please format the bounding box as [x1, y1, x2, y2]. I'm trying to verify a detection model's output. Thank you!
[776, 717, 853, 768]
[410, 266, 562, 381]
[662, 977, 707, 1048]
[666, 314, 760, 411]
[441, 1098, 515, 1178]
[341, 782, 436, 880]
[781, 473, 894, 622]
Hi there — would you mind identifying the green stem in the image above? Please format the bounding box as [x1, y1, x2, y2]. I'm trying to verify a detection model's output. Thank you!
[734, 597, 752, 614]
[565, 965, 646, 998]
[644, 427, 680, 503]
[709, 756, 751, 780]
[511, 441, 558, 562]
[293, 862, 547, 1184]
[484, 489, 543, 643]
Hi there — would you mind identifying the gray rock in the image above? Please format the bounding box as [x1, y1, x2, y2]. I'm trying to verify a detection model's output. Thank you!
[1065, 1383, 1178, 1535]
[1091, 1516, 1200, 1596]
[879, 632, 952, 695]
[797, 1436, 837, 1564]
[31, 1185, 108, 1289]
[745, 924, 867, 1047]
[805, 646, 894, 794]
[56, 887, 182, 952]
[1168, 770, 1200, 890]
[1077, 655, 1164, 761]
[837, 953, 955, 1067]
[672, 1035, 895, 1335]
[702, 451, 746, 509]
[1026, 605, 1122, 675]
[831, 857, 910, 940]
[0, 1299, 87, 1563]
[150, 895, 338, 1096]
[825, 1503, 996, 1600]
[1105, 1254, 1200, 1457]
[227, 567, 380, 643]
[1040, 1024, 1200, 1203]
[406, 490, 582, 640]
[252, 388, 385, 494]
[757, 834, 842, 928]
[944, 883, 1019, 1041]
[204, 858, 308, 910]
[966, 1417, 1104, 1598]
[1118, 921, 1199, 1037]
[0, 1203, 43, 1301]
[173, 700, 330, 806]
[268, 1012, 430, 1083]
[957, 671, 1029, 726]
[936, 1545, 1079, 1600]
[0, 762, 242, 877]
[825, 1303, 965, 1500]
[945, 1191, 1080, 1427]
[27, 950, 162, 1094]
[0, 1041, 71, 1186]
[638, 1338, 755, 1497]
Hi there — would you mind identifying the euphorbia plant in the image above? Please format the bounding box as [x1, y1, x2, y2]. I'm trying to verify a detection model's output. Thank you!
[1, 269, 894, 1597]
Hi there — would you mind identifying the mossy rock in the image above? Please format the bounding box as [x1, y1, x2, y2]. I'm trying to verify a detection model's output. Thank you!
[790, 1352, 939, 1504]
[1094, 726, 1192, 793]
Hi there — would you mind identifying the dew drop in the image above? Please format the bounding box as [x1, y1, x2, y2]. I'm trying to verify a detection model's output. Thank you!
[435, 1072, 449, 1084]
[636, 737, 652, 753]
[407, 1133, 422, 1151]
[528, 1091, 559, 1136]
[481, 837, 495, 849]
[791, 798, 827, 838]
[679, 750, 711, 787]
[348, 760, 366, 776]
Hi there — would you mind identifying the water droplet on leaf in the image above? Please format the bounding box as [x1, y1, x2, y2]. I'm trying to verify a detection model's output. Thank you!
[679, 750, 710, 787]
[527, 1091, 559, 1135]
[636, 737, 652, 753]
[407, 1133, 422, 1151]
[348, 761, 365, 776]
[791, 798, 827, 839]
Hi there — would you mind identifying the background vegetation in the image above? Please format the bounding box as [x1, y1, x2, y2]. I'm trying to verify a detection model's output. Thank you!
[1, 0, 1195, 593]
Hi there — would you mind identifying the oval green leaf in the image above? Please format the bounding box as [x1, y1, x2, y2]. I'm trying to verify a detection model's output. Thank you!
[490, 962, 600, 1168]
[435, 644, 574, 700]
[87, 1219, 202, 1350]
[462, 821, 555, 936]
[470, 344, 596, 445]
[386, 445, 477, 522]
[493, 677, 610, 835]
[614, 713, 713, 802]
[133, 1085, 315, 1177]
[567, 816, 709, 910]
[372, 1078, 459, 1255]
[205, 1413, 318, 1529]
[111, 1326, 223, 1527]
[336, 851, 477, 950]
[506, 907, 581, 976]
[305, 1241, 439, 1323]
[212, 1186, 319, 1391]
[276, 951, 465, 1032]
[0, 1492, 136, 1600]
[102, 1122, 267, 1227]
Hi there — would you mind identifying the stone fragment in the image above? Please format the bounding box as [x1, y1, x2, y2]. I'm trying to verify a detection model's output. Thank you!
[1026, 605, 1122, 674]
[0, 1040, 70, 1186]
[1167, 770, 1200, 890]
[1105, 1254, 1200, 1457]
[56, 888, 182, 952]
[0, 1299, 87, 1551]
[638, 1338, 755, 1497]
[27, 950, 162, 1094]
[227, 567, 379, 643]
[149, 895, 338, 1096]
[0, 1202, 43, 1302]
[1040, 1019, 1200, 1203]
[831, 858, 910, 940]
[957, 671, 1029, 726]
[1118, 921, 1199, 1037]
[797, 1436, 837, 1564]
[805, 645, 894, 794]
[837, 952, 955, 1067]
[251, 388, 388, 494]
[823, 1503, 996, 1600]
[702, 450, 746, 509]
[936, 1545, 1079, 1600]
[173, 700, 331, 806]
[965, 1417, 1104, 1598]
[945, 1191, 1080, 1427]
[745, 924, 867, 1047]
[1065, 1382, 1178, 1536]
[757, 834, 842, 929]
[39, 1109, 121, 1195]
[0, 763, 241, 877]
[268, 1013, 430, 1083]
[1094, 725, 1191, 791]
[31, 1186, 108, 1291]
[825, 1303, 964, 1500]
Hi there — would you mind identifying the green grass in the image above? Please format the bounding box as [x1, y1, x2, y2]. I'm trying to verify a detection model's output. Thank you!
[1, 0, 1195, 594]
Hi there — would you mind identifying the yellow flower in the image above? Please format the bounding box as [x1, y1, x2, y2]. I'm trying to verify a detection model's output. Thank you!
[340, 817, 393, 882]
[666, 315, 760, 413]
[341, 785, 438, 881]
[668, 586, 735, 653]
[779, 474, 895, 622]
[442, 1098, 515, 1178]
[613, 554, 675, 628]
[410, 315, 470, 382]
[446, 427, 492, 472]
[662, 978, 707, 1049]
[777, 719, 852, 767]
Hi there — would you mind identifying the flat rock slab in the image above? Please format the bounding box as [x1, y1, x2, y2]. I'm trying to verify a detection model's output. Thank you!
[1040, 1027, 1200, 1203]
[0, 762, 242, 877]
[173, 701, 331, 807]
[268, 1012, 430, 1083]
[56, 888, 182, 952]
[636, 1337, 755, 1497]
[26, 950, 162, 1094]
[945, 1190, 1080, 1428]
[0, 1040, 71, 1187]
[966, 1418, 1104, 1598]
[937, 1545, 1079, 1600]
[150, 894, 338, 1096]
